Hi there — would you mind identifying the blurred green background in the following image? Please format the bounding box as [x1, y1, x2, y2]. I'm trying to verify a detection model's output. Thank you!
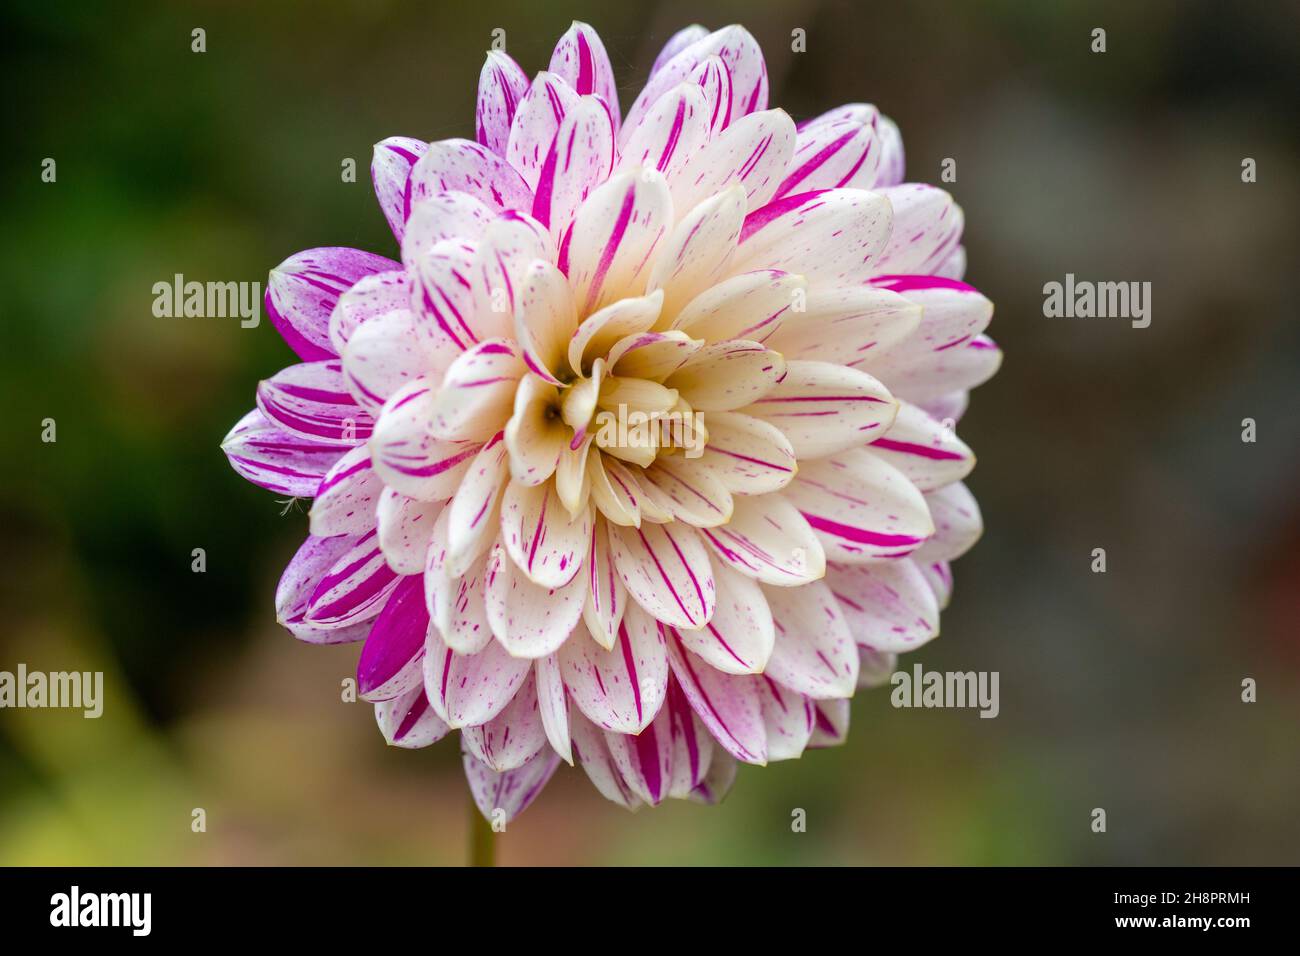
[2, 0, 1297, 865]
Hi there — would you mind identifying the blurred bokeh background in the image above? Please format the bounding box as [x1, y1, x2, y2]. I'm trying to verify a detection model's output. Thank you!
[2, 0, 1297, 865]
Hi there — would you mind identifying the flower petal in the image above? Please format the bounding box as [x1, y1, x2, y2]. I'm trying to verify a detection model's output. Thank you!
[328, 269, 410, 356]
[376, 487, 441, 574]
[565, 169, 673, 315]
[425, 627, 531, 728]
[568, 292, 663, 376]
[506, 71, 581, 191]
[408, 138, 533, 215]
[873, 333, 1002, 405]
[619, 82, 708, 180]
[731, 188, 892, 284]
[371, 137, 428, 242]
[499, 480, 589, 588]
[673, 562, 774, 674]
[445, 433, 509, 577]
[221, 409, 343, 497]
[369, 380, 481, 500]
[356, 574, 428, 701]
[775, 108, 881, 199]
[559, 610, 668, 734]
[608, 520, 716, 630]
[461, 670, 547, 771]
[671, 269, 803, 344]
[375, 683, 450, 749]
[872, 185, 963, 277]
[867, 401, 974, 492]
[309, 444, 380, 537]
[534, 653, 573, 764]
[303, 530, 400, 629]
[826, 558, 939, 653]
[476, 50, 530, 156]
[693, 411, 797, 495]
[911, 481, 983, 563]
[669, 108, 796, 216]
[266, 248, 399, 361]
[607, 330, 701, 381]
[504, 373, 567, 484]
[689, 55, 734, 137]
[463, 746, 560, 823]
[532, 95, 615, 238]
[401, 192, 493, 269]
[639, 456, 733, 528]
[699, 492, 825, 586]
[757, 676, 816, 761]
[468, 210, 556, 338]
[764, 285, 920, 368]
[665, 629, 768, 764]
[581, 516, 627, 650]
[341, 307, 451, 413]
[650, 25, 709, 77]
[664, 339, 784, 411]
[549, 21, 621, 132]
[514, 259, 579, 383]
[782, 448, 934, 562]
[257, 360, 373, 445]
[275, 534, 375, 644]
[428, 339, 524, 442]
[808, 697, 850, 747]
[874, 114, 905, 187]
[485, 542, 586, 658]
[646, 185, 746, 323]
[762, 580, 859, 698]
[570, 708, 642, 808]
[744, 359, 897, 458]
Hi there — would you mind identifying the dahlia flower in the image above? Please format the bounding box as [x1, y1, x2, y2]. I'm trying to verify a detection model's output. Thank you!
[223, 21, 999, 822]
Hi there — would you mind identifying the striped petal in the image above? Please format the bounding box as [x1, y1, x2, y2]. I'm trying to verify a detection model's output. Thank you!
[444, 433, 509, 577]
[664, 339, 784, 411]
[428, 339, 524, 442]
[559, 610, 668, 734]
[873, 114, 905, 187]
[607, 330, 701, 381]
[375, 683, 450, 749]
[666, 629, 767, 764]
[401, 192, 492, 270]
[341, 307, 451, 412]
[911, 481, 983, 563]
[568, 292, 663, 376]
[731, 188, 893, 285]
[669, 109, 795, 216]
[515, 259, 578, 384]
[650, 25, 709, 77]
[356, 574, 428, 701]
[371, 138, 428, 243]
[476, 50, 530, 156]
[608, 520, 716, 630]
[461, 671, 547, 772]
[867, 401, 974, 492]
[673, 562, 774, 674]
[875, 333, 1002, 405]
[582, 516, 627, 650]
[309, 444, 380, 537]
[221, 409, 343, 497]
[671, 269, 802, 344]
[699, 492, 825, 586]
[808, 697, 850, 747]
[782, 449, 934, 562]
[303, 531, 400, 629]
[570, 708, 642, 808]
[532, 95, 615, 238]
[485, 542, 586, 658]
[639, 456, 733, 528]
[744, 359, 897, 459]
[407, 138, 533, 215]
[266, 248, 399, 361]
[257, 360, 373, 445]
[499, 480, 590, 588]
[764, 285, 921, 368]
[424, 627, 531, 729]
[646, 185, 746, 324]
[506, 72, 581, 191]
[690, 55, 734, 138]
[619, 82, 708, 180]
[425, 517, 494, 655]
[693, 411, 797, 495]
[866, 276, 993, 363]
[275, 534, 375, 644]
[826, 559, 939, 653]
[369, 380, 480, 501]
[534, 653, 572, 763]
[919, 558, 953, 610]
[872, 185, 963, 277]
[463, 746, 561, 823]
[762, 580, 859, 698]
[757, 676, 816, 761]
[468, 211, 556, 338]
[549, 21, 621, 133]
[565, 169, 673, 315]
[327, 269, 409, 357]
[775, 108, 881, 199]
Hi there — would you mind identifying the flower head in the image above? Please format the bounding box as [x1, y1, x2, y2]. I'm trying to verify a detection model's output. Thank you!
[223, 21, 999, 821]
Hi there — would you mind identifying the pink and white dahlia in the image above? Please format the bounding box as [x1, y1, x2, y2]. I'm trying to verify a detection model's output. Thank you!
[223, 22, 999, 821]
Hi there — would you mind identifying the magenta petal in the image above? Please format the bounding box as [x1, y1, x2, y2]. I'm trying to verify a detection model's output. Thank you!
[371, 137, 429, 243]
[476, 51, 530, 156]
[357, 575, 429, 701]
[266, 247, 400, 361]
[256, 360, 374, 445]
[375, 683, 450, 749]
[304, 530, 400, 629]
[276, 534, 375, 645]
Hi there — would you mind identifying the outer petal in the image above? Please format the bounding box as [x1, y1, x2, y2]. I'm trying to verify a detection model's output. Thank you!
[689, 55, 734, 138]
[757, 676, 816, 761]
[866, 276, 994, 365]
[461, 671, 548, 771]
[376, 487, 441, 574]
[783, 448, 935, 562]
[570, 708, 642, 809]
[506, 72, 581, 191]
[534, 653, 573, 764]
[369, 380, 480, 501]
[872, 185, 963, 277]
[607, 521, 716, 630]
[650, 25, 709, 77]
[275, 534, 376, 644]
[764, 285, 921, 369]
[776, 106, 882, 199]
[303, 531, 400, 630]
[808, 697, 850, 748]
[532, 95, 615, 237]
[463, 746, 561, 823]
[375, 683, 450, 749]
[266, 248, 400, 361]
[407, 138, 533, 215]
[699, 492, 825, 586]
[665, 628, 768, 764]
[371, 137, 428, 243]
[309, 445, 380, 537]
[341, 308, 449, 413]
[873, 114, 905, 187]
[257, 360, 373, 445]
[559, 611, 668, 734]
[619, 83, 708, 180]
[761, 580, 859, 698]
[875, 333, 1003, 405]
[426, 518, 494, 655]
[221, 409, 343, 497]
[867, 400, 975, 492]
[356, 574, 428, 701]
[485, 542, 586, 658]
[744, 359, 897, 459]
[638, 457, 733, 529]
[499, 480, 590, 588]
[826, 559, 939, 653]
[911, 481, 983, 563]
[424, 627, 531, 728]
[919, 558, 953, 610]
[673, 562, 774, 674]
[565, 169, 673, 315]
[476, 50, 530, 156]
[328, 269, 410, 356]
[731, 188, 893, 284]
[548, 21, 621, 132]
